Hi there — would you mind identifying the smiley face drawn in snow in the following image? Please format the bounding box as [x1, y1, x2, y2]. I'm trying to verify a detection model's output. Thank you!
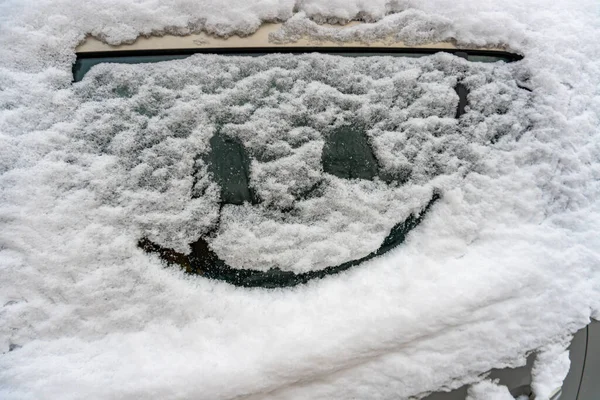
[72, 53, 531, 288]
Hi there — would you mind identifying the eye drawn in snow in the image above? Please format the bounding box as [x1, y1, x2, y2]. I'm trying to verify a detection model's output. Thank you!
[71, 52, 531, 288]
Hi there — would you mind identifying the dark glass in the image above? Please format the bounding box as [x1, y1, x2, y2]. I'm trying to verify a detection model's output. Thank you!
[72, 51, 518, 82]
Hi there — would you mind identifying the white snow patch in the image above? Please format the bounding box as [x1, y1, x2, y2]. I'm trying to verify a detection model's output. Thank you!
[269, 10, 455, 45]
[466, 380, 514, 400]
[531, 340, 572, 400]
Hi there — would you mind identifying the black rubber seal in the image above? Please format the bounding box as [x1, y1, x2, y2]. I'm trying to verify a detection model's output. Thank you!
[75, 46, 523, 59]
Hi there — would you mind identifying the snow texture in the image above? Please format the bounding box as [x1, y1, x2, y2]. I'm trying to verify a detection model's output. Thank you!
[531, 340, 572, 400]
[466, 380, 514, 400]
[0, 0, 599, 399]
[68, 53, 527, 272]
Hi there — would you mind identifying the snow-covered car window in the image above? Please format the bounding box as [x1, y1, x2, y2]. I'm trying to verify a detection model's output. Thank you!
[72, 52, 531, 287]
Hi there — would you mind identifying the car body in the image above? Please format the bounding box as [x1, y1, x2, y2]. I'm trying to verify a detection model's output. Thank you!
[74, 23, 598, 399]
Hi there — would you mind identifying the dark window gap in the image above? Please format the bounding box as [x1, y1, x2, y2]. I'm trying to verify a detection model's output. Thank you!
[73, 47, 523, 82]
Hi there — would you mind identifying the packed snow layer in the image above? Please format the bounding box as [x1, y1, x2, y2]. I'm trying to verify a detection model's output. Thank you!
[0, 0, 599, 399]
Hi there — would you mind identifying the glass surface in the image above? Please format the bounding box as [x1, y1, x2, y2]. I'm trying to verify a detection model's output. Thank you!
[73, 55, 191, 82]
[71, 50, 521, 287]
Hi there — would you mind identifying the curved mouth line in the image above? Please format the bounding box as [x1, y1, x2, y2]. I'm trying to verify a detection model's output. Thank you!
[138, 191, 440, 288]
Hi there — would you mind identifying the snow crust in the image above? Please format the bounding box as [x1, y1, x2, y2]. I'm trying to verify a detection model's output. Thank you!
[1, 0, 600, 399]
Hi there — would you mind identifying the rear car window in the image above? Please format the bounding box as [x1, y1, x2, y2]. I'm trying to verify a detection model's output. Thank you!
[71, 51, 530, 287]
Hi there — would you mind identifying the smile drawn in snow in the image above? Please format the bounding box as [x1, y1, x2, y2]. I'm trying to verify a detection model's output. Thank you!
[140, 122, 442, 288]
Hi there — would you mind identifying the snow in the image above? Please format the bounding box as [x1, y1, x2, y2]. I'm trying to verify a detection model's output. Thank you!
[531, 341, 572, 400]
[65, 53, 527, 272]
[0, 0, 599, 399]
[466, 380, 514, 400]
